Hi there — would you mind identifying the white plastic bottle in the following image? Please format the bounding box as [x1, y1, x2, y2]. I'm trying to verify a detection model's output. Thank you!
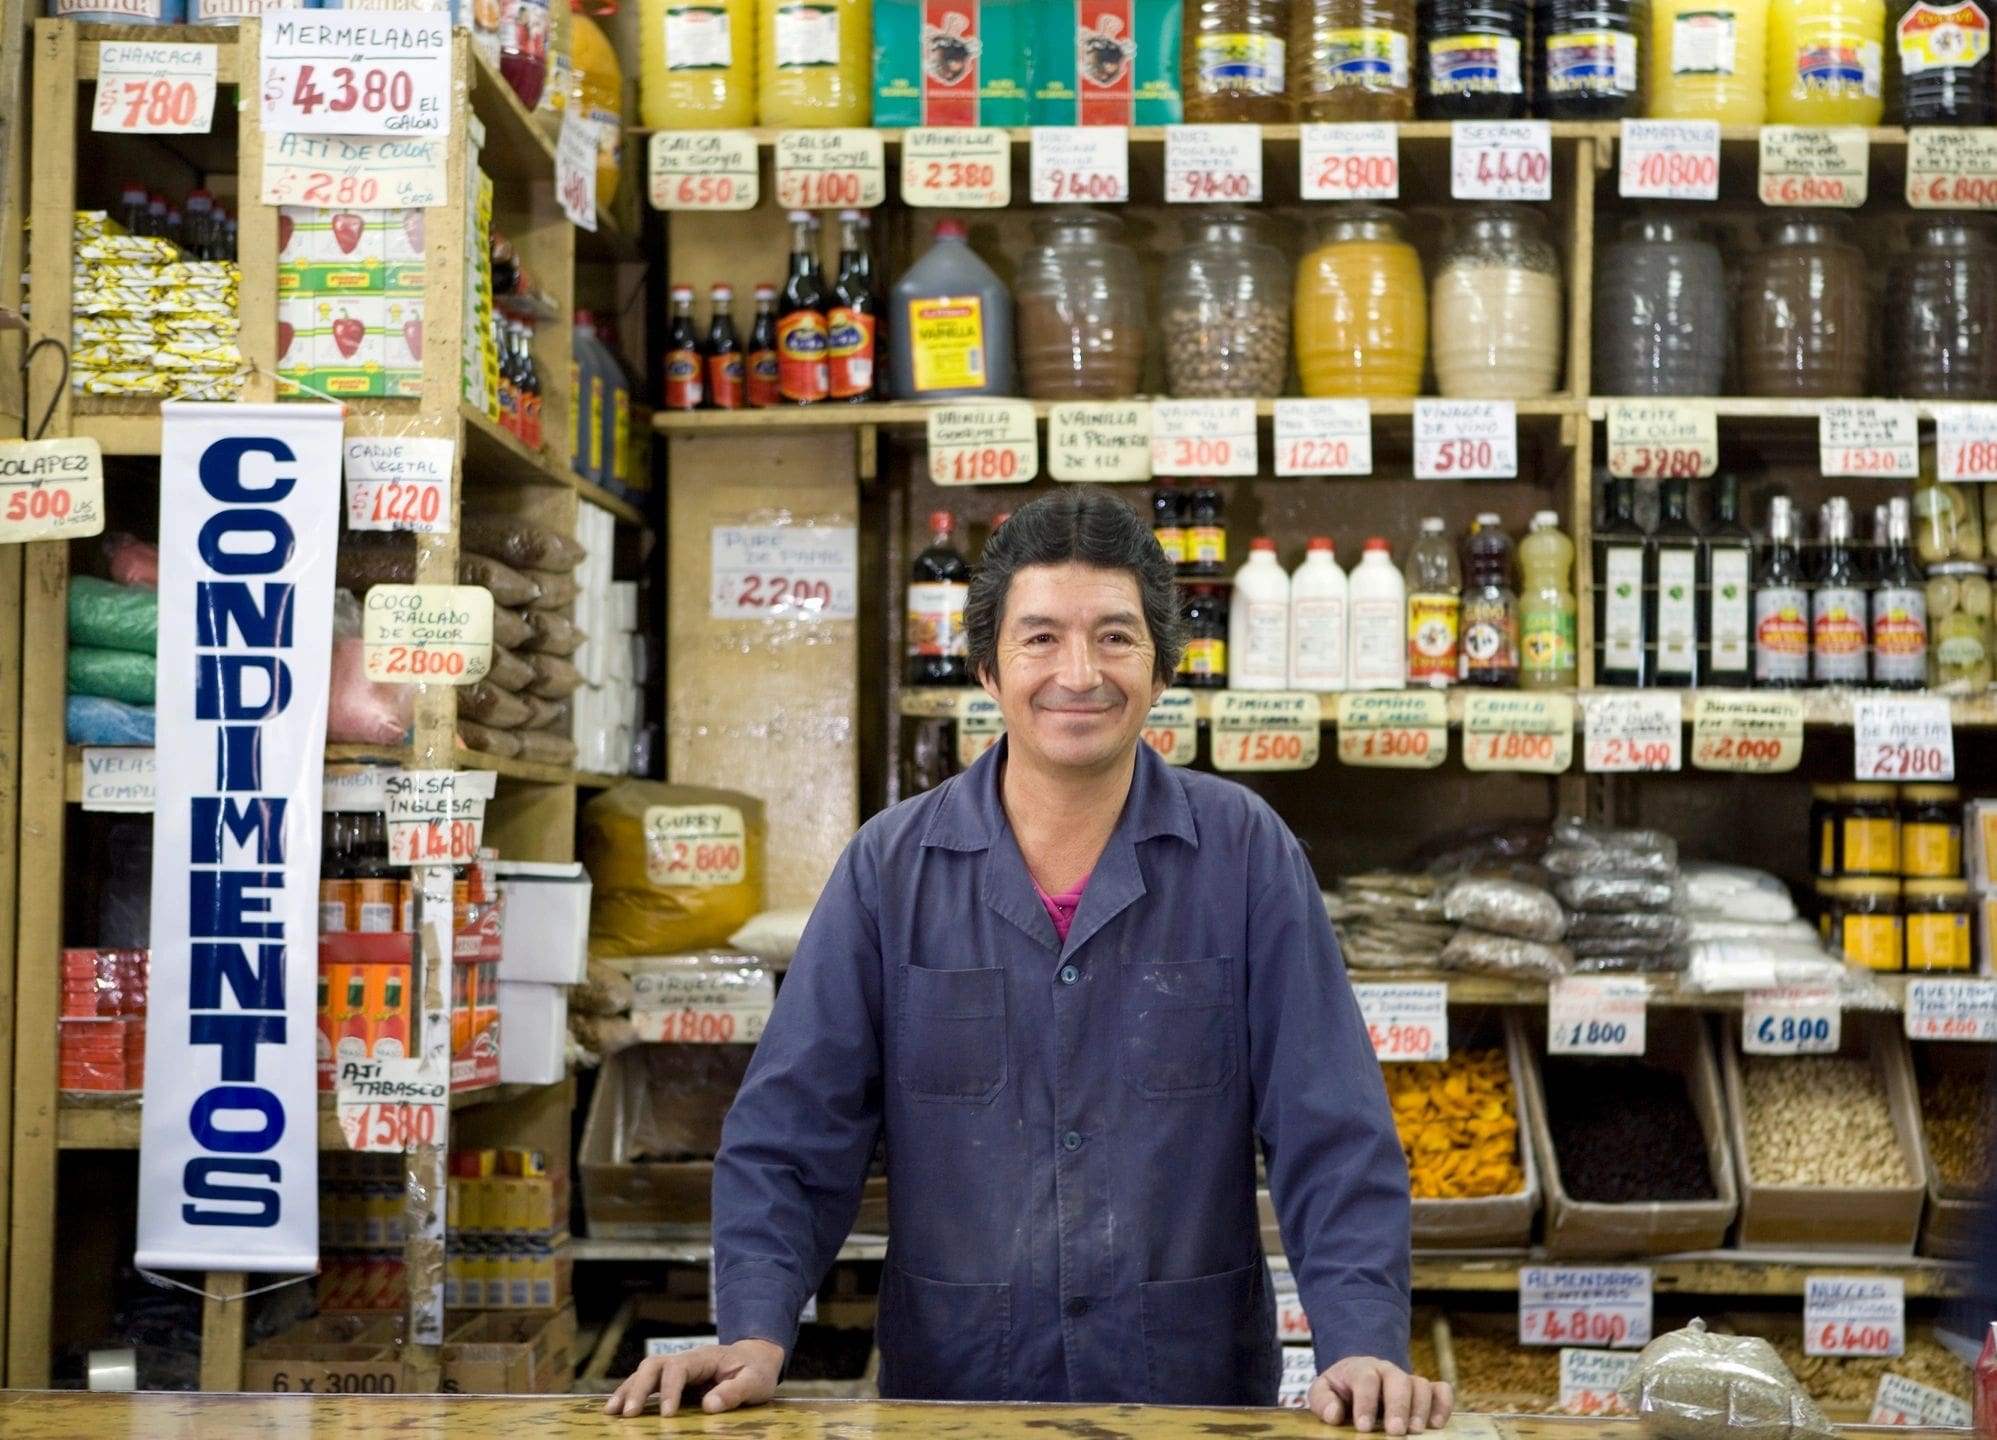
[1289, 537, 1349, 691]
[1349, 537, 1409, 690]
[1228, 538, 1291, 690]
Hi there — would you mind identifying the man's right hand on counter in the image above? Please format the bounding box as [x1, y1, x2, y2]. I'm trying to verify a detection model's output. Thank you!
[605, 1338, 785, 1418]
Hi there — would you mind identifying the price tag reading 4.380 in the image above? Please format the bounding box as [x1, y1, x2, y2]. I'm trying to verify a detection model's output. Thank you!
[259, 12, 452, 138]
[1353, 983, 1448, 1063]
[1211, 692, 1321, 772]
[1520, 1268, 1653, 1350]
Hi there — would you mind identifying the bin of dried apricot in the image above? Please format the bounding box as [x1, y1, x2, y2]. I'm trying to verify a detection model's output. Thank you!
[1385, 1048, 1526, 1200]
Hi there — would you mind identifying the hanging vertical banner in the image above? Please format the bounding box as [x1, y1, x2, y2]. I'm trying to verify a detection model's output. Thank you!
[138, 402, 344, 1274]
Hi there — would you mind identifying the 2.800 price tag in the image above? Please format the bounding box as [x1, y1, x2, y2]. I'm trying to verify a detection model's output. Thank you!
[1805, 1277, 1905, 1359]
[362, 584, 493, 685]
[259, 12, 451, 137]
[1354, 982, 1448, 1062]
[1336, 692, 1448, 769]
[1415, 401, 1517, 479]
[1211, 692, 1321, 772]
[94, 41, 217, 135]
[1520, 1268, 1653, 1350]
[1301, 123, 1399, 200]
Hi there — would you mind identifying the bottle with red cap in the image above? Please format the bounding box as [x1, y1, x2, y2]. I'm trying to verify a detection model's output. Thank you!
[120, 183, 150, 238]
[663, 284, 705, 412]
[889, 217, 1013, 401]
[1290, 537, 1350, 691]
[907, 511, 972, 686]
[1229, 538, 1292, 690]
[706, 284, 745, 411]
[829, 209, 879, 402]
[779, 210, 832, 405]
[746, 285, 781, 409]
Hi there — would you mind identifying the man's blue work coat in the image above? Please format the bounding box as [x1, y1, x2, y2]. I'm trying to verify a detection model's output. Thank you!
[711, 736, 1412, 1406]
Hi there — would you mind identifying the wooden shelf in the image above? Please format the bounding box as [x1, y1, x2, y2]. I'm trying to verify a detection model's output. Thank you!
[575, 474, 647, 526]
[1590, 397, 1978, 422]
[56, 1084, 550, 1152]
[659, 396, 1585, 435]
[66, 745, 632, 804]
[469, 49, 557, 181]
[632, 121, 1624, 148]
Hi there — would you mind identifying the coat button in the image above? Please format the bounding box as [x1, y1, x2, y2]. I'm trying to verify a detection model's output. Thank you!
[1062, 1130, 1083, 1152]
[1059, 964, 1079, 985]
[1064, 1297, 1090, 1318]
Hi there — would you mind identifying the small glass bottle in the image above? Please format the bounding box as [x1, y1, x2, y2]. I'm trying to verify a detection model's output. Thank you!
[1596, 474, 1652, 686]
[1537, 0, 1650, 116]
[1460, 512, 1521, 687]
[1420, 0, 1531, 115]
[1153, 480, 1189, 567]
[829, 208, 879, 403]
[1651, 476, 1704, 687]
[706, 284, 745, 411]
[779, 210, 831, 405]
[663, 284, 705, 412]
[747, 284, 781, 409]
[1184, 487, 1229, 578]
[1755, 495, 1812, 687]
[1703, 474, 1756, 686]
[907, 512, 972, 687]
[1871, 495, 1930, 690]
[1813, 496, 1871, 684]
[1184, 0, 1298, 122]
[1179, 584, 1232, 688]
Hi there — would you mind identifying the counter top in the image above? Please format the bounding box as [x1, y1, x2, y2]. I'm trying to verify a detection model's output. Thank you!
[0, 1397, 1964, 1440]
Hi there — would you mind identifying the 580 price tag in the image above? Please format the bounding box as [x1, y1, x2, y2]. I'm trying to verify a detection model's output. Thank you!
[1520, 1268, 1653, 1350]
[649, 131, 759, 211]
[1354, 983, 1448, 1062]
[1152, 399, 1257, 477]
[1274, 399, 1372, 476]
[1301, 123, 1399, 200]
[1619, 120, 1720, 200]
[94, 41, 217, 134]
[1029, 126, 1129, 204]
[1211, 692, 1320, 772]
[259, 12, 451, 137]
[1548, 977, 1647, 1057]
[1743, 987, 1841, 1055]
[1805, 1277, 1905, 1359]
[1853, 697, 1954, 782]
[1452, 121, 1553, 201]
[1336, 692, 1448, 769]
[1759, 126, 1869, 207]
[1415, 401, 1517, 479]
[1165, 124, 1263, 204]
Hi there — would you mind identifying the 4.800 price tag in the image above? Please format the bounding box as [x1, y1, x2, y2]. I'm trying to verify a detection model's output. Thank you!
[1354, 983, 1448, 1062]
[1520, 1268, 1653, 1350]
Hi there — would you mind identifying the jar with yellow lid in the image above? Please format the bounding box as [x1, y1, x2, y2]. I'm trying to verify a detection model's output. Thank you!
[1905, 879, 1972, 971]
[1902, 785, 1963, 879]
[1814, 878, 1838, 943]
[1810, 782, 1842, 877]
[1839, 783, 1902, 876]
[1836, 877, 1904, 971]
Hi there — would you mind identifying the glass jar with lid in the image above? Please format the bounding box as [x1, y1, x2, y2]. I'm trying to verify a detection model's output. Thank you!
[1431, 204, 1565, 399]
[1915, 446, 1987, 564]
[1185, 0, 1298, 122]
[1015, 209, 1148, 401]
[1162, 209, 1292, 398]
[1836, 877, 1904, 972]
[1738, 212, 1870, 397]
[1927, 560, 1994, 690]
[1593, 213, 1728, 396]
[1885, 217, 1997, 401]
[1839, 782, 1903, 876]
[1905, 879, 1972, 971]
[1293, 0, 1417, 118]
[1294, 205, 1426, 399]
[1902, 784, 1964, 879]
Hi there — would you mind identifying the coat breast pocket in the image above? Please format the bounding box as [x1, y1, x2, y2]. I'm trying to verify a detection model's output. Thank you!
[898, 963, 1007, 1103]
[1120, 954, 1239, 1097]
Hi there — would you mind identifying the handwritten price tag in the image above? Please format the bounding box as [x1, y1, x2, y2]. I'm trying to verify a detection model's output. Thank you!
[1337, 692, 1448, 769]
[1559, 1350, 1639, 1417]
[928, 402, 1038, 486]
[1272, 1268, 1312, 1342]
[1805, 1277, 1905, 1358]
[1211, 692, 1321, 773]
[1872, 1373, 1974, 1428]
[1301, 123, 1399, 200]
[1452, 121, 1553, 201]
[1548, 977, 1648, 1057]
[1907, 128, 1997, 210]
[644, 804, 747, 887]
[362, 584, 492, 686]
[1165, 124, 1263, 204]
[1743, 987, 1841, 1055]
[345, 436, 453, 535]
[1691, 693, 1804, 774]
[1606, 401, 1717, 478]
[384, 769, 496, 868]
[80, 747, 156, 813]
[649, 131, 759, 211]
[1820, 402, 1919, 478]
[259, 11, 451, 137]
[1142, 689, 1198, 767]
[1415, 401, 1517, 479]
[1854, 697, 1954, 782]
[1274, 399, 1372, 477]
[1583, 692, 1683, 773]
[1759, 126, 1869, 207]
[1354, 982, 1448, 1063]
[956, 692, 1005, 769]
[709, 523, 858, 621]
[1520, 1268, 1653, 1350]
[1152, 399, 1258, 477]
[1049, 402, 1152, 482]
[775, 130, 885, 210]
[1619, 119, 1720, 200]
[0, 438, 105, 545]
[903, 127, 1011, 208]
[1905, 978, 1997, 1042]
[1279, 1346, 1319, 1410]
[1935, 403, 1997, 482]
[261, 131, 447, 209]
[557, 110, 600, 230]
[336, 1059, 447, 1154]
[629, 960, 775, 1045]
[1030, 126, 1129, 204]
[94, 41, 217, 134]
[1465, 692, 1574, 773]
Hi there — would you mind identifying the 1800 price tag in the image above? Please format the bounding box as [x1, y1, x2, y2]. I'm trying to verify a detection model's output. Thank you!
[1548, 977, 1647, 1057]
[1354, 982, 1448, 1062]
[1464, 693, 1574, 773]
[1520, 1268, 1653, 1350]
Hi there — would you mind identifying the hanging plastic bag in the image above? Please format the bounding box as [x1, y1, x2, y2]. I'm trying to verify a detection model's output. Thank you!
[583, 782, 765, 956]
[1619, 1319, 1836, 1440]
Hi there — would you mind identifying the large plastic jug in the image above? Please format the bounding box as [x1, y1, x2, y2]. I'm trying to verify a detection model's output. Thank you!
[642, 0, 758, 128]
[595, 321, 636, 495]
[571, 2, 625, 206]
[1648, 0, 1767, 120]
[759, 0, 872, 125]
[1766, 0, 1885, 121]
[572, 311, 610, 486]
[889, 220, 1014, 401]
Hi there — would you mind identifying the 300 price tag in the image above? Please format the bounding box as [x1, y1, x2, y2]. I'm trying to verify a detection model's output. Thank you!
[362, 584, 493, 686]
[1820, 402, 1919, 478]
[1805, 1277, 1905, 1359]
[1936, 403, 1997, 481]
[1619, 119, 1720, 201]
[1904, 978, 1997, 1042]
[1165, 124, 1263, 204]
[344, 436, 453, 536]
[1548, 977, 1647, 1057]
[94, 41, 217, 135]
[1211, 692, 1321, 772]
[775, 130, 886, 209]
[1464, 693, 1574, 773]
[649, 131, 759, 211]
[928, 402, 1038, 486]
[903, 127, 1011, 207]
[1302, 123, 1399, 200]
[384, 770, 496, 868]
[1142, 689, 1198, 767]
[1152, 399, 1258, 477]
[1415, 401, 1517, 479]
[1520, 1268, 1653, 1350]
[1606, 401, 1717, 478]
[1743, 987, 1841, 1055]
[259, 12, 451, 137]
[1336, 692, 1448, 769]
[1691, 693, 1804, 773]
[1354, 982, 1448, 1062]
[1759, 126, 1869, 207]
[1906, 128, 1997, 210]
[1049, 402, 1152, 482]
[1583, 692, 1683, 773]
[956, 693, 1005, 769]
[1853, 697, 1954, 782]
[1030, 126, 1129, 204]
[1274, 399, 1372, 477]
[0, 438, 105, 545]
[1452, 121, 1553, 201]
[1559, 1350, 1639, 1417]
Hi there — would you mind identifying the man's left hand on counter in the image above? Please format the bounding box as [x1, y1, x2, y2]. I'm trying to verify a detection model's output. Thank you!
[1309, 1357, 1455, 1434]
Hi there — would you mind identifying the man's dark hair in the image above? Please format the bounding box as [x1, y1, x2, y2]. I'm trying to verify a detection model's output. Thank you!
[964, 488, 1183, 686]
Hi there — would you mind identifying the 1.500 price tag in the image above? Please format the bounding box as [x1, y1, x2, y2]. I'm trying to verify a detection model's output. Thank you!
[1142, 689, 1198, 767]
[1302, 123, 1399, 200]
[1584, 692, 1683, 773]
[649, 131, 759, 211]
[776, 130, 886, 209]
[94, 41, 217, 134]
[362, 584, 492, 685]
[1152, 399, 1258, 476]
[1853, 697, 1954, 782]
[1743, 987, 1841, 1055]
[1030, 126, 1128, 204]
[1760, 126, 1869, 206]
[1452, 121, 1553, 201]
[1691, 693, 1804, 773]
[1619, 120, 1720, 201]
[1354, 982, 1448, 1062]
[1520, 1268, 1653, 1350]
[0, 438, 105, 545]
[903, 128, 1011, 207]
[928, 402, 1038, 485]
[1548, 977, 1647, 1057]
[1464, 693, 1574, 773]
[1274, 399, 1372, 477]
[1904, 978, 1997, 1042]
[1606, 401, 1717, 478]
[1211, 692, 1321, 772]
[259, 12, 451, 137]
[1805, 1277, 1905, 1359]
[1415, 401, 1517, 479]
[1336, 692, 1448, 769]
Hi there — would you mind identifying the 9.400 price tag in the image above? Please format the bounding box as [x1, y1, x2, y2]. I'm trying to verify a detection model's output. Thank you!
[1166, 124, 1263, 204]
[1029, 126, 1129, 204]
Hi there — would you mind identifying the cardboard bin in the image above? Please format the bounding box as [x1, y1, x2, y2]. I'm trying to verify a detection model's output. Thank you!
[1912, 1041, 1993, 1259]
[1411, 1007, 1543, 1249]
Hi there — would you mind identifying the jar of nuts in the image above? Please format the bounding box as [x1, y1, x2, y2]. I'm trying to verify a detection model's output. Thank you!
[1927, 560, 1993, 692]
[1161, 209, 1292, 398]
[1015, 209, 1148, 401]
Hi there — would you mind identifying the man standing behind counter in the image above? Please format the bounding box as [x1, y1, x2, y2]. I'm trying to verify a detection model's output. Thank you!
[609, 490, 1448, 1431]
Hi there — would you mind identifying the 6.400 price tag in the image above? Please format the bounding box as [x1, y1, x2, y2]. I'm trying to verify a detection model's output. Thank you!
[1805, 1277, 1905, 1359]
[1353, 983, 1448, 1063]
[1520, 1268, 1653, 1350]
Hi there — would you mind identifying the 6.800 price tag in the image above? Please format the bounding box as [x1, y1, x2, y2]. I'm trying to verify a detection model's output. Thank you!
[1907, 128, 1997, 210]
[1743, 987, 1841, 1055]
[1759, 126, 1869, 207]
[1354, 983, 1448, 1062]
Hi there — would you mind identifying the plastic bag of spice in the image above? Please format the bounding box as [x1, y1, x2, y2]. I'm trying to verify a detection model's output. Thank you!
[68, 575, 157, 653]
[1558, 874, 1684, 914]
[1545, 817, 1680, 879]
[1442, 877, 1568, 942]
[583, 782, 765, 956]
[493, 605, 534, 650]
[461, 513, 587, 573]
[1441, 928, 1573, 980]
[457, 719, 523, 758]
[1620, 1319, 1834, 1440]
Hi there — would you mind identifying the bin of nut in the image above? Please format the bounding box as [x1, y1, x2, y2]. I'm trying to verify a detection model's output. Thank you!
[1914, 1043, 1995, 1258]
[1720, 1314, 1975, 1424]
[1159, 210, 1292, 398]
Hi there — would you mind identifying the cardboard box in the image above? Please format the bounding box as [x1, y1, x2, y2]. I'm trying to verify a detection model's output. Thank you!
[498, 983, 568, 1085]
[1029, 0, 1182, 125]
[244, 1307, 576, 1395]
[1405, 1008, 1543, 1249]
[241, 1316, 404, 1394]
[1523, 1006, 1741, 1258]
[440, 1306, 577, 1394]
[1914, 1042, 1992, 1259]
[1720, 1010, 1930, 1253]
[873, 0, 1031, 127]
[276, 293, 424, 400]
[493, 862, 592, 984]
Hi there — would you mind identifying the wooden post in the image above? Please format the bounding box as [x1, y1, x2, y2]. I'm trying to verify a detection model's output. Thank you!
[198, 1272, 246, 1392]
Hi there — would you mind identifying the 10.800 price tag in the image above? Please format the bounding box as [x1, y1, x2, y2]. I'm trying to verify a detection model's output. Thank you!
[94, 41, 217, 134]
[1619, 120, 1720, 201]
[1354, 983, 1448, 1062]
[1805, 1277, 1905, 1359]
[1211, 692, 1320, 772]
[1301, 123, 1399, 200]
[1415, 401, 1517, 479]
[259, 12, 451, 137]
[1520, 1268, 1653, 1350]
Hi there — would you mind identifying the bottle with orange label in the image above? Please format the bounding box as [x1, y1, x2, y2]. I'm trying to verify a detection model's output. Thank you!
[663, 284, 707, 411]
[829, 208, 879, 402]
[747, 284, 781, 408]
[779, 210, 832, 404]
[706, 284, 745, 410]
[1812, 496, 1870, 683]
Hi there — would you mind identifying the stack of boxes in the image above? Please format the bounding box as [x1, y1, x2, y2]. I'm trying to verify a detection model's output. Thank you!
[276, 207, 425, 399]
[445, 1147, 573, 1312]
[493, 860, 591, 1085]
[58, 947, 147, 1092]
[68, 212, 241, 400]
[570, 500, 644, 776]
[318, 1153, 408, 1314]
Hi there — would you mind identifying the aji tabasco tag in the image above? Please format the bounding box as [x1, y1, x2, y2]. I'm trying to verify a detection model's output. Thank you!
[928, 402, 1038, 485]
[1152, 399, 1257, 477]
[956, 693, 1005, 769]
[1691, 692, 1804, 773]
[362, 584, 493, 685]
[1030, 126, 1129, 205]
[1354, 982, 1448, 1062]
[1583, 691, 1683, 773]
[1907, 127, 1997, 210]
[1606, 401, 1717, 479]
[336, 1057, 447, 1154]
[384, 769, 497, 867]
[0, 437, 105, 544]
[1463, 692, 1575, 773]
[776, 130, 886, 210]
[1759, 126, 1869, 207]
[1336, 692, 1447, 769]
[1211, 693, 1320, 772]
[1165, 124, 1263, 204]
[902, 127, 1011, 208]
[649, 131, 760, 211]
[1049, 402, 1152, 482]
[1820, 402, 1920, 478]
[1301, 123, 1399, 200]
[1274, 399, 1372, 477]
[1141, 689, 1198, 767]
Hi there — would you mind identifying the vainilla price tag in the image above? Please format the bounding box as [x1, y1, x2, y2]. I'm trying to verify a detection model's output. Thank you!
[1519, 1267, 1653, 1349]
[1049, 402, 1152, 482]
[927, 402, 1038, 486]
[1152, 399, 1257, 477]
[1804, 1276, 1904, 1358]
[1353, 982, 1448, 1062]
[903, 128, 1011, 208]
